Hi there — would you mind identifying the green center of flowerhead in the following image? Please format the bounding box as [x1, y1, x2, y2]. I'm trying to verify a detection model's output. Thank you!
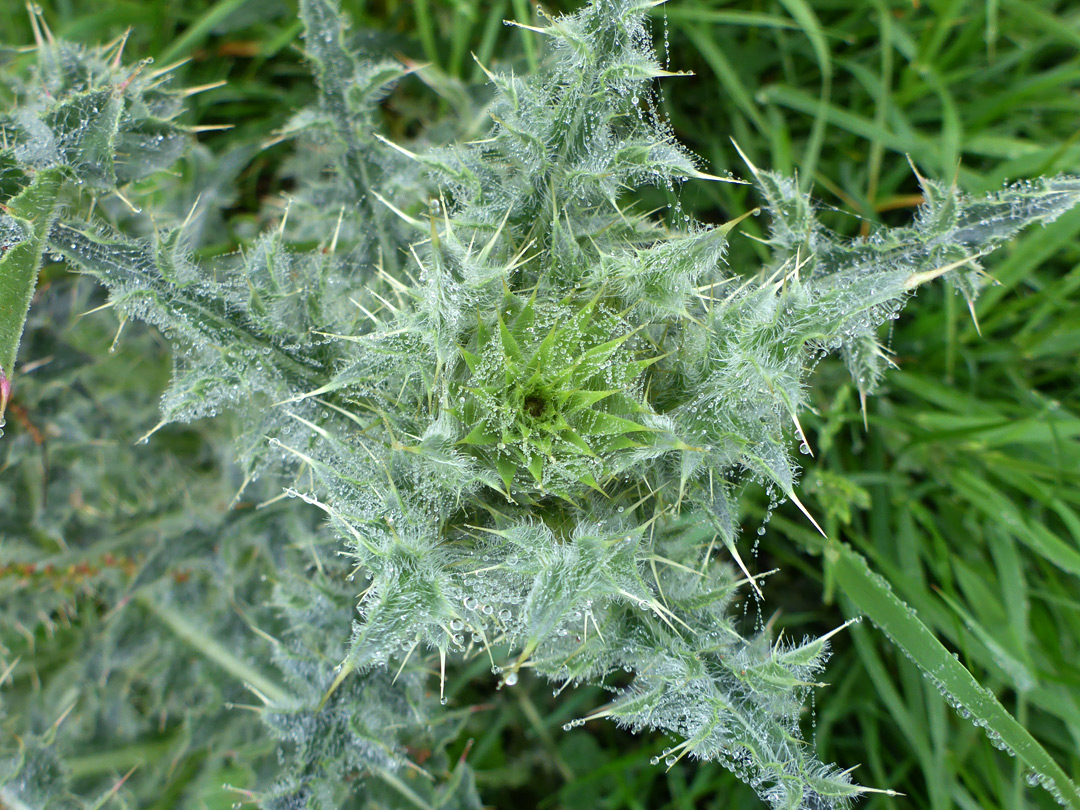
[451, 291, 658, 501]
[523, 391, 547, 420]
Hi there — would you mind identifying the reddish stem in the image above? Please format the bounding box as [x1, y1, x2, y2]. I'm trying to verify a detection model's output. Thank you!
[0, 371, 11, 424]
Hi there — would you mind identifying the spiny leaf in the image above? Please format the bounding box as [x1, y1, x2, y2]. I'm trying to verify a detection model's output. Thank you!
[0, 168, 60, 422]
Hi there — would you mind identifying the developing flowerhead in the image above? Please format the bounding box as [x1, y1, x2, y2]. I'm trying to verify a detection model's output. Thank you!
[450, 290, 657, 502]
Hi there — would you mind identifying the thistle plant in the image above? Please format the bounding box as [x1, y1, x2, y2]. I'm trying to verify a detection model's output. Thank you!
[2, 1, 1079, 809]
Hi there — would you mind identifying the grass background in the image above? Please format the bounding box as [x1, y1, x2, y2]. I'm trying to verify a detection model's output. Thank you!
[2, 0, 1079, 808]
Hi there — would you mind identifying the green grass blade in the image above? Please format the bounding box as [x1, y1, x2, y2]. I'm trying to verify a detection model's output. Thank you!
[510, 0, 538, 71]
[158, 0, 254, 64]
[776, 0, 831, 192]
[413, 0, 439, 66]
[680, 25, 767, 135]
[832, 541, 1080, 808]
[661, 8, 809, 32]
[950, 470, 1080, 577]
[758, 84, 922, 154]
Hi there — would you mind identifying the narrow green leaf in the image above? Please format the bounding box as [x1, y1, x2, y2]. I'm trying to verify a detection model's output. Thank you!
[496, 455, 516, 493]
[951, 470, 1080, 576]
[578, 410, 650, 437]
[662, 8, 811, 32]
[527, 453, 543, 483]
[497, 308, 521, 362]
[776, 0, 831, 191]
[458, 422, 498, 446]
[460, 346, 480, 374]
[158, 0, 255, 64]
[832, 541, 1080, 808]
[560, 388, 621, 414]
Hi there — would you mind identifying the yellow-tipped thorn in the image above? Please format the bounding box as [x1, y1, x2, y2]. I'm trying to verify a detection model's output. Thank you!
[789, 491, 827, 538]
[329, 206, 345, 254]
[689, 168, 750, 185]
[187, 124, 235, 133]
[718, 206, 760, 235]
[905, 154, 927, 186]
[26, 3, 44, 49]
[373, 132, 420, 161]
[817, 616, 861, 645]
[471, 52, 499, 83]
[439, 646, 447, 705]
[371, 190, 422, 228]
[859, 388, 869, 431]
[794, 246, 814, 281]
[149, 57, 193, 79]
[244, 683, 275, 706]
[278, 198, 292, 237]
[26, 2, 54, 47]
[109, 317, 127, 354]
[479, 205, 513, 265]
[112, 188, 142, 215]
[102, 766, 138, 802]
[0, 656, 19, 687]
[135, 419, 168, 446]
[792, 412, 813, 457]
[504, 20, 548, 35]
[857, 786, 905, 798]
[109, 28, 132, 68]
[51, 701, 76, 733]
[181, 80, 228, 97]
[967, 297, 982, 337]
[730, 138, 761, 177]
[726, 540, 764, 599]
[664, 745, 692, 772]
[261, 132, 290, 150]
[903, 251, 989, 291]
[318, 660, 353, 711]
[181, 192, 202, 231]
